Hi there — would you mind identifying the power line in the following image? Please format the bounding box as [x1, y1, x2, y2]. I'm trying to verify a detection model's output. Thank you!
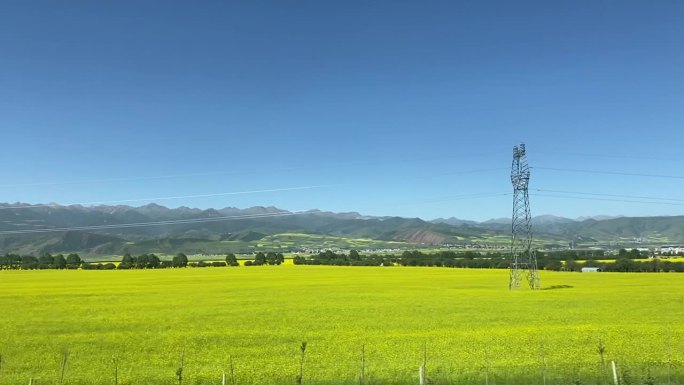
[0, 167, 508, 210]
[531, 193, 684, 207]
[0, 211, 307, 236]
[0, 170, 274, 188]
[534, 166, 684, 180]
[5, 163, 684, 231]
[0, 185, 329, 210]
[400, 192, 510, 206]
[535, 150, 684, 163]
[534, 188, 684, 203]
[0, 190, 512, 234]
[0, 151, 510, 189]
[418, 168, 509, 179]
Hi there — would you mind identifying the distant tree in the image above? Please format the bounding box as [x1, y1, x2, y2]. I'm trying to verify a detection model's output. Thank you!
[135, 254, 149, 269]
[133, 254, 160, 269]
[564, 258, 579, 272]
[0, 254, 22, 270]
[254, 252, 266, 266]
[649, 258, 660, 272]
[117, 262, 132, 270]
[2, 254, 20, 269]
[53, 254, 67, 269]
[225, 253, 239, 266]
[121, 253, 134, 265]
[349, 250, 360, 261]
[82, 263, 102, 270]
[38, 253, 54, 269]
[172, 253, 188, 268]
[672, 261, 684, 272]
[544, 260, 563, 271]
[21, 256, 38, 270]
[146, 254, 160, 269]
[66, 253, 82, 269]
[266, 252, 278, 265]
[614, 258, 637, 272]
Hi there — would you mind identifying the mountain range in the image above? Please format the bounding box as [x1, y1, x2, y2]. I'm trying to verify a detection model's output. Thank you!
[0, 203, 681, 256]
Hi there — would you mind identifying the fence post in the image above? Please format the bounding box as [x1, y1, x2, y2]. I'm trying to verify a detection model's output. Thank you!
[667, 333, 672, 385]
[598, 339, 607, 385]
[611, 361, 619, 385]
[296, 342, 307, 385]
[484, 346, 489, 385]
[360, 344, 365, 385]
[59, 350, 69, 385]
[176, 351, 184, 385]
[419, 342, 427, 385]
[539, 341, 547, 385]
[229, 355, 235, 385]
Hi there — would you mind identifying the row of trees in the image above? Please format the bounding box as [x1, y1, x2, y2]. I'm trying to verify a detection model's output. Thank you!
[117, 253, 242, 269]
[0, 253, 82, 270]
[115, 252, 280, 269]
[293, 250, 684, 272]
[245, 252, 285, 266]
[293, 250, 392, 266]
[0, 252, 241, 270]
[4, 249, 684, 272]
[0, 251, 282, 270]
[571, 258, 684, 272]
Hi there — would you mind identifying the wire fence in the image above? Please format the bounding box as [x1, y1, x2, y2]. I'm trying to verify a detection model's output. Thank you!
[5, 356, 683, 385]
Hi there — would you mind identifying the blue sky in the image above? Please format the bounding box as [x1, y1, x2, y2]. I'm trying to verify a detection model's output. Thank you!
[1, 1, 684, 221]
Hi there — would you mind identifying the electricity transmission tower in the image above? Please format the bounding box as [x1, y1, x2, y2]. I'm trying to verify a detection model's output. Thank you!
[509, 143, 539, 290]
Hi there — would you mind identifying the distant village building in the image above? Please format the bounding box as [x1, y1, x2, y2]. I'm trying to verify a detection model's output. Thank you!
[581, 267, 601, 273]
[660, 246, 684, 255]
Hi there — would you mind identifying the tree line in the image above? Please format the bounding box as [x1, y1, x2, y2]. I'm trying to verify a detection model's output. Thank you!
[293, 250, 684, 272]
[244, 252, 285, 266]
[293, 250, 392, 266]
[0, 251, 282, 270]
[0, 253, 84, 270]
[2, 249, 683, 272]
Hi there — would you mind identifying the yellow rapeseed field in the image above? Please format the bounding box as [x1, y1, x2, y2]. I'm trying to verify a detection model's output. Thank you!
[0, 267, 682, 384]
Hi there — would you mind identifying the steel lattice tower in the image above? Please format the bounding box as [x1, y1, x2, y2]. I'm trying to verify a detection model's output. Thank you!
[509, 143, 539, 290]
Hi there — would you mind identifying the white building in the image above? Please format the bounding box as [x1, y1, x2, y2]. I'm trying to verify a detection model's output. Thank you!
[660, 246, 684, 255]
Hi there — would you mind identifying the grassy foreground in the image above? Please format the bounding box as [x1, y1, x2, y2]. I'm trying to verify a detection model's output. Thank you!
[0, 267, 682, 384]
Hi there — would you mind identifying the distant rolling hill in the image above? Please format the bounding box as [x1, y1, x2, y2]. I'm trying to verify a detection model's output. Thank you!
[0, 203, 682, 256]
[0, 203, 504, 255]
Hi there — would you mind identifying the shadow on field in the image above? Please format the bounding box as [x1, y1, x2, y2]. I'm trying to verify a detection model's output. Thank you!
[540, 284, 574, 290]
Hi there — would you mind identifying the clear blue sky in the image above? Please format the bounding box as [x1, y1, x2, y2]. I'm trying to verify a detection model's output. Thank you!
[1, 1, 684, 221]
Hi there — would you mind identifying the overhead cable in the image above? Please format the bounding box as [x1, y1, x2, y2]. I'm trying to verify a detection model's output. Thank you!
[0, 211, 307, 236]
[534, 166, 684, 180]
